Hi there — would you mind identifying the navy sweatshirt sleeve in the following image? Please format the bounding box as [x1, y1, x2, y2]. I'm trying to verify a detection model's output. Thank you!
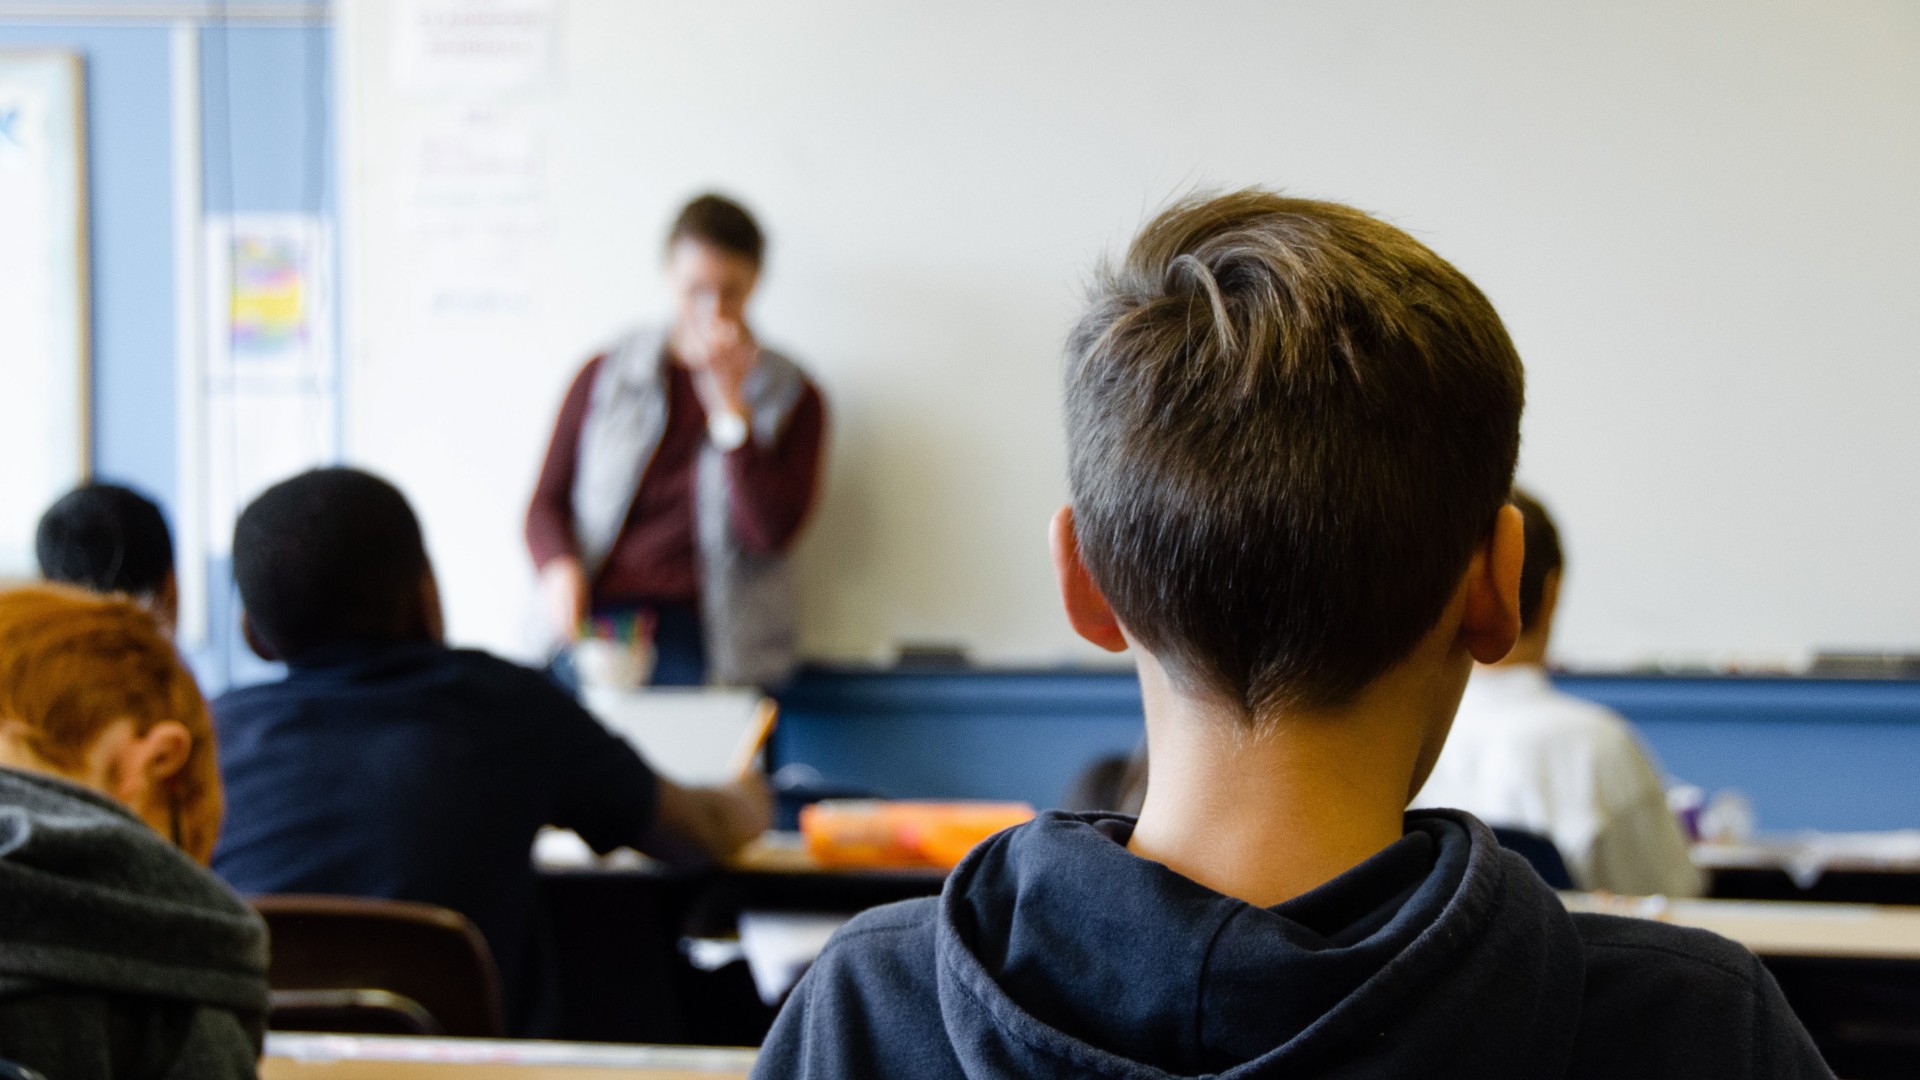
[1753, 957, 1835, 1080]
[753, 899, 962, 1080]
[1569, 914, 1834, 1079]
[534, 679, 661, 853]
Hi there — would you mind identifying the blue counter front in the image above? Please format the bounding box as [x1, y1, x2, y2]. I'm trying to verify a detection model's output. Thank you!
[1556, 675, 1920, 832]
[771, 666, 1920, 833]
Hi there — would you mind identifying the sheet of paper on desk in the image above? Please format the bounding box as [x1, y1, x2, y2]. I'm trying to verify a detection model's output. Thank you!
[531, 827, 654, 871]
[1695, 830, 1920, 888]
[739, 910, 853, 1005]
[581, 687, 764, 787]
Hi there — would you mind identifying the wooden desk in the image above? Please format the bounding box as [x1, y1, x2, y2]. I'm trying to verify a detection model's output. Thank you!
[1565, 896, 1920, 1076]
[1562, 893, 1920, 959]
[1695, 834, 1920, 905]
[263, 1035, 753, 1079]
[537, 829, 949, 881]
[534, 837, 945, 1044]
[730, 832, 952, 879]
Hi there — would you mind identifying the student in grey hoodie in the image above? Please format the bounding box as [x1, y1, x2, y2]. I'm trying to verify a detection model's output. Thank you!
[752, 192, 1831, 1079]
[0, 585, 268, 1079]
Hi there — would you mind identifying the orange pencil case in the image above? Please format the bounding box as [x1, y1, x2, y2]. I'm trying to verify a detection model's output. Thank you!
[800, 800, 1035, 870]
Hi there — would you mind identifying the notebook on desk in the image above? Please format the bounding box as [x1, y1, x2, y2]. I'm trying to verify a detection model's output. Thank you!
[579, 687, 775, 787]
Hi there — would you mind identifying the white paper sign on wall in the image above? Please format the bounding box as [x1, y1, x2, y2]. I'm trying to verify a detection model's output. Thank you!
[392, 0, 558, 94]
[0, 51, 88, 578]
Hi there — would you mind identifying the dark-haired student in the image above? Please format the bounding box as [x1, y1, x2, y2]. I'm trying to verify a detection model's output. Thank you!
[211, 468, 771, 1034]
[36, 481, 179, 633]
[1412, 490, 1702, 897]
[753, 193, 1830, 1078]
[526, 192, 827, 688]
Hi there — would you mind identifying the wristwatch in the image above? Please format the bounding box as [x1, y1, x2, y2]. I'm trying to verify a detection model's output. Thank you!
[707, 409, 750, 451]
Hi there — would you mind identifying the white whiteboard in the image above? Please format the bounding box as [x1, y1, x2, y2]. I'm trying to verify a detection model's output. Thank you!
[0, 51, 87, 577]
[340, 0, 1920, 669]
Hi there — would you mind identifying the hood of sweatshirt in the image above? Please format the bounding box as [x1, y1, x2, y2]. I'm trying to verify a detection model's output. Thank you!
[933, 809, 1587, 1079]
[0, 766, 269, 1015]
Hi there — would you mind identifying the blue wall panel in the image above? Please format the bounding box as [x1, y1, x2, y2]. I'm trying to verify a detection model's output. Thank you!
[0, 25, 176, 507]
[195, 23, 333, 692]
[2, 16, 333, 692]
[1559, 676, 1920, 833]
[200, 24, 330, 215]
[773, 667, 1920, 833]
[774, 669, 1145, 808]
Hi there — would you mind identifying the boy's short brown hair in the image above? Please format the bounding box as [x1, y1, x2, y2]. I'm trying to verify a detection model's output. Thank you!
[1064, 191, 1525, 713]
[667, 193, 765, 266]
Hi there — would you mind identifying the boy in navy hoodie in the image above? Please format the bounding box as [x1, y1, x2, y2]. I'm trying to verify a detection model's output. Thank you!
[752, 192, 1831, 1078]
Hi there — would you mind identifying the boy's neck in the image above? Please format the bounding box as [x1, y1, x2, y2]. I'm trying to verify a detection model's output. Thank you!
[1125, 651, 1462, 909]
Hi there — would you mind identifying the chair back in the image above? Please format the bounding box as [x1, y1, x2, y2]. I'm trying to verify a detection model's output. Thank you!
[1491, 826, 1576, 890]
[251, 894, 506, 1037]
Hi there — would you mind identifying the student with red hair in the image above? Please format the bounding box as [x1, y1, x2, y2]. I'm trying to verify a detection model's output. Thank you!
[0, 585, 267, 1079]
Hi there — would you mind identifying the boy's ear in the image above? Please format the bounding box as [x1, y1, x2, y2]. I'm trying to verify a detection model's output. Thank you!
[419, 569, 446, 644]
[118, 720, 193, 792]
[1461, 503, 1526, 663]
[87, 718, 190, 809]
[240, 612, 279, 662]
[92, 719, 207, 861]
[1050, 506, 1128, 653]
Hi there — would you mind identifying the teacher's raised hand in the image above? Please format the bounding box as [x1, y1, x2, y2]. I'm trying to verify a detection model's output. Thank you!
[686, 316, 761, 419]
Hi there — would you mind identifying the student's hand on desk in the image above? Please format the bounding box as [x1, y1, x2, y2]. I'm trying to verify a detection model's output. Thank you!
[655, 773, 774, 860]
[721, 769, 775, 850]
[539, 557, 590, 640]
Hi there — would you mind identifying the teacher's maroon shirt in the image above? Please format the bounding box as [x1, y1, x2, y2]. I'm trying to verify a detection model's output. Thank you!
[525, 353, 827, 606]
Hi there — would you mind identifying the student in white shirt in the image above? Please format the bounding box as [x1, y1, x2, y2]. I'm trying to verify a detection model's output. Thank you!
[1412, 490, 1703, 897]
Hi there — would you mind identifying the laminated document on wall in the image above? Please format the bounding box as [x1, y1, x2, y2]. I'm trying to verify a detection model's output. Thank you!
[400, 103, 550, 320]
[392, 0, 561, 322]
[203, 388, 337, 557]
[393, 0, 558, 94]
[201, 215, 337, 555]
[205, 215, 334, 379]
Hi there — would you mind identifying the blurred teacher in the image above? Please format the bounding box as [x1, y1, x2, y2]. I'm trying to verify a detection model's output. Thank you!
[526, 194, 827, 687]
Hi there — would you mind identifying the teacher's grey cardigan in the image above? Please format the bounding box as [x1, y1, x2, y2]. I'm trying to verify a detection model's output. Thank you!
[568, 326, 815, 687]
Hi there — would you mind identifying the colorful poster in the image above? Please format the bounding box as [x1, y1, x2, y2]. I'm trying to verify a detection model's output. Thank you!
[202, 215, 337, 554]
[205, 214, 333, 378]
[229, 232, 311, 359]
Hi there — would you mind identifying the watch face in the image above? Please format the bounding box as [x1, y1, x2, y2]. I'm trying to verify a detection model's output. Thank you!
[709, 410, 749, 451]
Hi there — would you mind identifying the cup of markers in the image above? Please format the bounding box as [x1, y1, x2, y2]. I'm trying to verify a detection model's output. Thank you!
[571, 610, 659, 691]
